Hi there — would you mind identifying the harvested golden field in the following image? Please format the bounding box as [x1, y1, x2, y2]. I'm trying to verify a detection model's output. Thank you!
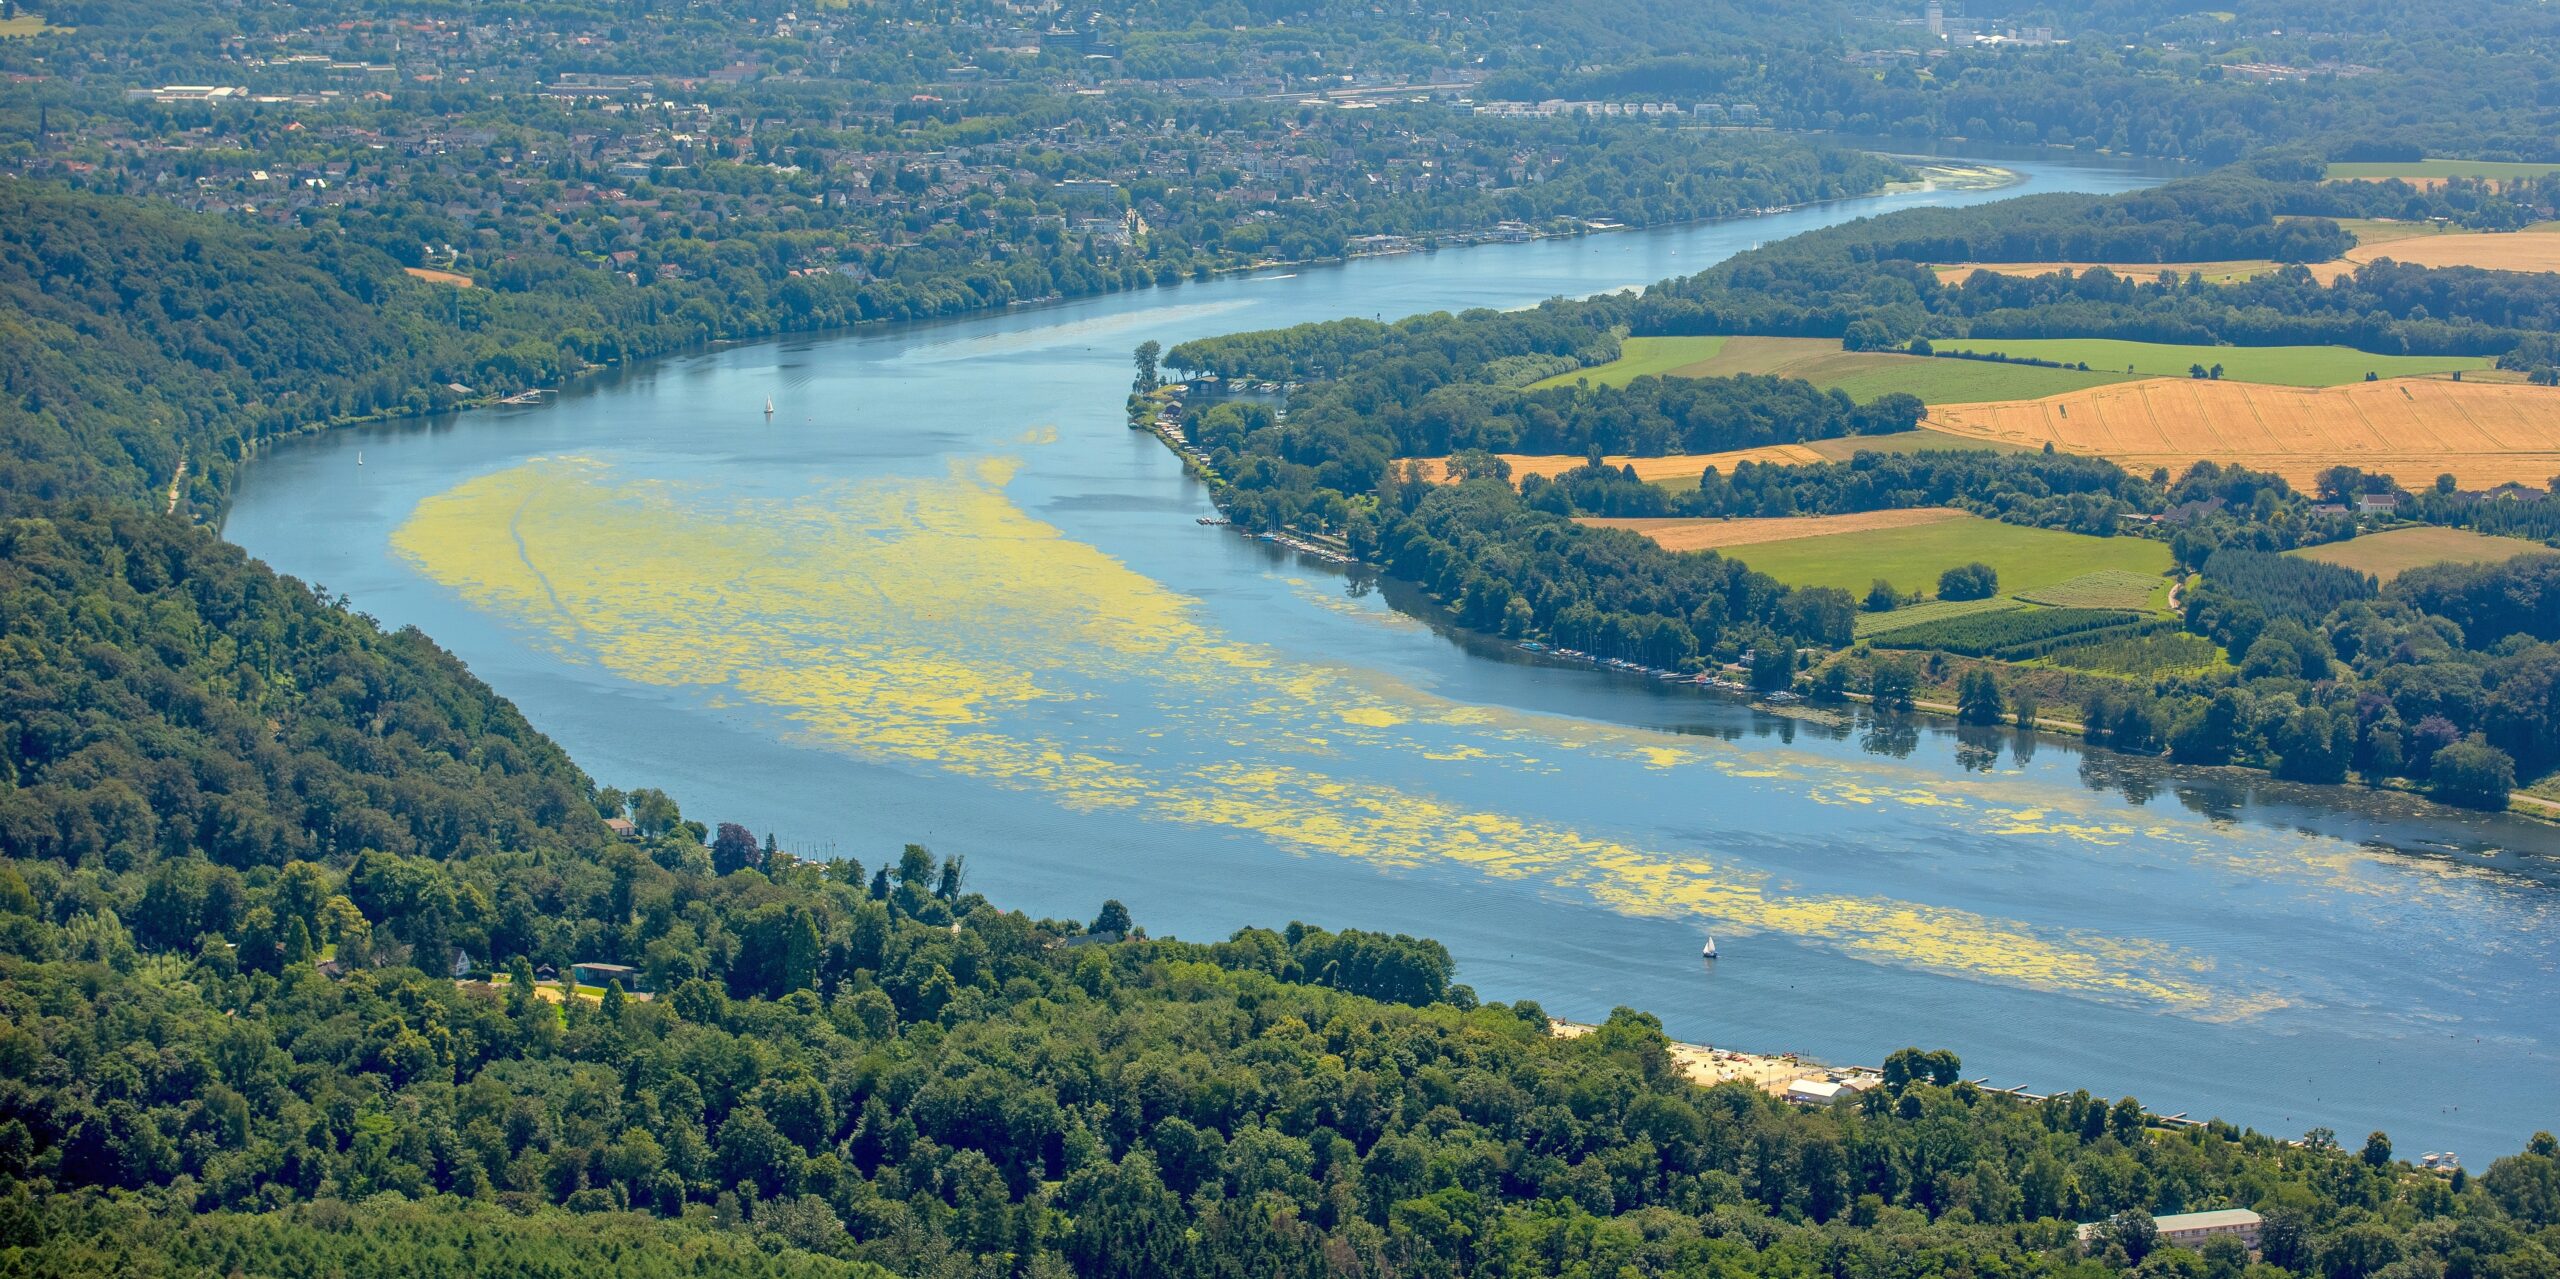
[1925, 377, 2560, 489]
[1579, 507, 1971, 551]
[2340, 228, 2560, 274]
[2289, 526, 2556, 582]
[403, 266, 477, 287]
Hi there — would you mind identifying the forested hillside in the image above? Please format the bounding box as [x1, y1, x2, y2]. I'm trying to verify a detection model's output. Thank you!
[0, 502, 606, 872]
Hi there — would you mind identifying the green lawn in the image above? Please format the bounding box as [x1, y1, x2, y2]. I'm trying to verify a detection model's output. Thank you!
[0, 14, 62, 36]
[2326, 160, 2560, 183]
[1725, 512, 2175, 602]
[1931, 338, 2491, 387]
[1530, 336, 1726, 389]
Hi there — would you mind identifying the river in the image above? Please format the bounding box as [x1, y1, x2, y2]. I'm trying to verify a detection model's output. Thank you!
[226, 152, 2560, 1155]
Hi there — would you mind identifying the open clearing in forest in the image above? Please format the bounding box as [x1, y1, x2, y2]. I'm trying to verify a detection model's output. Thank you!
[2287, 526, 2557, 582]
[1608, 509, 2173, 600]
[2325, 159, 2560, 185]
[1930, 338, 2491, 386]
[1925, 376, 2560, 490]
[1578, 507, 1971, 551]
[1410, 451, 1796, 484]
[1934, 259, 2294, 285]
[1416, 428, 2028, 488]
[1928, 221, 2531, 289]
[403, 266, 477, 287]
[1532, 334, 2134, 400]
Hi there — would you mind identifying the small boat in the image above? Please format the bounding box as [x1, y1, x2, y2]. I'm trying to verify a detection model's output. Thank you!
[356, 451, 364, 466]
[763, 397, 775, 417]
[1701, 935, 1718, 960]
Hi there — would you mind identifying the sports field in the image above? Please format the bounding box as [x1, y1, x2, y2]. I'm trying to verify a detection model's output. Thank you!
[1532, 335, 2133, 400]
[2288, 526, 2556, 582]
[1925, 377, 2560, 490]
[1650, 510, 2174, 600]
[1930, 339, 2491, 386]
[2325, 159, 2560, 184]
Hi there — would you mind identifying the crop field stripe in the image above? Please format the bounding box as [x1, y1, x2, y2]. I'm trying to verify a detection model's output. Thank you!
[2442, 382, 2509, 451]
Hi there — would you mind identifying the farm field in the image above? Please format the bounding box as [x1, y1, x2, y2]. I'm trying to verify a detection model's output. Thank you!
[2325, 159, 2560, 184]
[1924, 377, 2560, 490]
[1927, 221, 2488, 287]
[1579, 507, 1971, 551]
[1851, 595, 2020, 638]
[402, 267, 477, 287]
[1415, 428, 2025, 486]
[2026, 629, 2228, 678]
[1528, 336, 1727, 388]
[1797, 428, 2034, 460]
[1534, 334, 2133, 400]
[2330, 217, 2471, 247]
[1930, 338, 2491, 386]
[1681, 511, 2175, 599]
[2287, 526, 2556, 582]
[1410, 450, 1801, 484]
[1934, 259, 2291, 285]
[2338, 226, 2560, 275]
[2014, 569, 2167, 610]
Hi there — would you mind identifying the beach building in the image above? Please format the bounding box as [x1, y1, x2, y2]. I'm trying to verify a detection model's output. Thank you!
[1784, 1077, 1875, 1106]
[2077, 1208, 2262, 1252]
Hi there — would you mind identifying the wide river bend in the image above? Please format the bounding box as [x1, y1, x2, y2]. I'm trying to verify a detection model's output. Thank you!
[228, 153, 2560, 1153]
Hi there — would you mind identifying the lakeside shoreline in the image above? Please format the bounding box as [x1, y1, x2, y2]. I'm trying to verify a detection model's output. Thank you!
[210, 159, 2005, 525]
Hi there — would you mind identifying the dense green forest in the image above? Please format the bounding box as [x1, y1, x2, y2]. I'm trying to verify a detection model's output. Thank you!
[9, 495, 2554, 1277]
[9, 0, 2560, 1266]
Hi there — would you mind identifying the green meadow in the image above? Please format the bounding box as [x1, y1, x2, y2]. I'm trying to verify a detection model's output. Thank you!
[2325, 159, 2560, 182]
[1535, 335, 2133, 400]
[1725, 512, 2174, 602]
[1932, 338, 2491, 387]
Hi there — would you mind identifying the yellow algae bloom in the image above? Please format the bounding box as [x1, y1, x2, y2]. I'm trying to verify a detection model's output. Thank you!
[396, 453, 2276, 1016]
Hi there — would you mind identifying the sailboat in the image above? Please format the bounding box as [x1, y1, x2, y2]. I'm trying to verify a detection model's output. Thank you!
[356, 451, 364, 467]
[1700, 934, 1718, 960]
[763, 396, 775, 418]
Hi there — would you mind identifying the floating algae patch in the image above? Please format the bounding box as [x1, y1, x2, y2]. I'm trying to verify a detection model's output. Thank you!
[396, 453, 2290, 1015]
